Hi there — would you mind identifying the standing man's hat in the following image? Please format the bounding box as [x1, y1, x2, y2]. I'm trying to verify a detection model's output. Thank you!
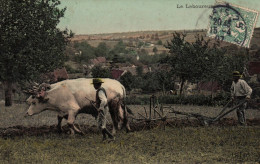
[91, 78, 104, 84]
[233, 71, 241, 77]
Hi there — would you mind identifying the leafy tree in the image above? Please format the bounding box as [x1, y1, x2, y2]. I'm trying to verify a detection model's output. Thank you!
[197, 41, 227, 96]
[0, 0, 72, 106]
[111, 40, 127, 54]
[153, 47, 158, 54]
[137, 41, 145, 48]
[136, 66, 144, 77]
[189, 34, 212, 82]
[137, 70, 174, 93]
[154, 70, 174, 94]
[141, 72, 161, 92]
[139, 53, 167, 65]
[157, 40, 163, 45]
[165, 33, 248, 97]
[119, 72, 136, 92]
[91, 65, 112, 78]
[164, 33, 190, 96]
[123, 54, 139, 65]
[110, 54, 127, 67]
[219, 50, 249, 91]
[164, 33, 212, 96]
[74, 41, 95, 63]
[139, 49, 148, 55]
[95, 42, 109, 57]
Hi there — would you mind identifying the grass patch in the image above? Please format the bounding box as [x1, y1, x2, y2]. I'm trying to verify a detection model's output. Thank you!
[0, 126, 259, 163]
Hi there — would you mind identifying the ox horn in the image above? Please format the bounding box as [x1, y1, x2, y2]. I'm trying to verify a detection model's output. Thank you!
[34, 82, 39, 86]
[22, 81, 40, 95]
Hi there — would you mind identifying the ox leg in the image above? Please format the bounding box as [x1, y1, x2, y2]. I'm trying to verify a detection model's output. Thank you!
[57, 115, 68, 134]
[110, 112, 119, 135]
[68, 124, 75, 135]
[102, 128, 114, 141]
[112, 123, 118, 135]
[125, 118, 131, 133]
[122, 106, 131, 133]
[68, 123, 83, 135]
[67, 110, 83, 135]
[72, 124, 83, 135]
[57, 115, 63, 134]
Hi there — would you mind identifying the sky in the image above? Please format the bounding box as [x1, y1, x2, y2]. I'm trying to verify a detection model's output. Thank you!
[58, 0, 260, 35]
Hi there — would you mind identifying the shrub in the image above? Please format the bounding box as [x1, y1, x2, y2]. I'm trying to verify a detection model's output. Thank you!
[64, 65, 81, 74]
[126, 93, 230, 106]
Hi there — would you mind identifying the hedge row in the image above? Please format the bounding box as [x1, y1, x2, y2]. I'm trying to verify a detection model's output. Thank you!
[125, 92, 230, 106]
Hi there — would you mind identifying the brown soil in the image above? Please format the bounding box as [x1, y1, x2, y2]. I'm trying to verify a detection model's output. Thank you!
[1, 118, 259, 138]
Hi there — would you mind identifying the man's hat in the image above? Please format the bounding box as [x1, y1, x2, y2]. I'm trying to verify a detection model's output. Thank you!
[233, 71, 241, 77]
[91, 78, 104, 84]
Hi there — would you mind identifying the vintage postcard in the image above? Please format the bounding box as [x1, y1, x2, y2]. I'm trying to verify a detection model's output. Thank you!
[0, 0, 260, 163]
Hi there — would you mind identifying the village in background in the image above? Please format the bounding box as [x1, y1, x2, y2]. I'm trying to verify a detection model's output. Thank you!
[0, 28, 260, 104]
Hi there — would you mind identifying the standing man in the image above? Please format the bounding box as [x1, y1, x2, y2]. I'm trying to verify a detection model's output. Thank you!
[92, 78, 115, 141]
[230, 71, 253, 125]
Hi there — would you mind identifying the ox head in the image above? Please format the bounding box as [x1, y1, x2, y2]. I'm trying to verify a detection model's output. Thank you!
[25, 83, 51, 116]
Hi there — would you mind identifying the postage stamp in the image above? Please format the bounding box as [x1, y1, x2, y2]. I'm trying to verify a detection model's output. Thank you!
[207, 1, 259, 48]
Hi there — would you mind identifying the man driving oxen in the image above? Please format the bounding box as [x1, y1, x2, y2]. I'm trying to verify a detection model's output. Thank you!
[92, 78, 115, 141]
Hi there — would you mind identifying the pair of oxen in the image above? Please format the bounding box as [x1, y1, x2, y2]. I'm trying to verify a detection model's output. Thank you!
[26, 78, 132, 136]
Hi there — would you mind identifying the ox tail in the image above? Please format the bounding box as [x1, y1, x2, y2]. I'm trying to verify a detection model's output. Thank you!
[121, 84, 133, 132]
[121, 84, 134, 116]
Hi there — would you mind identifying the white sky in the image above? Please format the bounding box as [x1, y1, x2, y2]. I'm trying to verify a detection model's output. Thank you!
[58, 0, 260, 34]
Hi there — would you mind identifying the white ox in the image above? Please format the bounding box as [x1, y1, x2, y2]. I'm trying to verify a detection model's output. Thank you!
[26, 78, 132, 135]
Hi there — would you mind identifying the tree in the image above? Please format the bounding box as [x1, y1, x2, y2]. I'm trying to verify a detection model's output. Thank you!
[154, 70, 174, 94]
[0, 0, 72, 106]
[137, 41, 145, 48]
[91, 65, 112, 78]
[164, 33, 195, 96]
[111, 40, 127, 54]
[157, 40, 163, 45]
[165, 33, 248, 97]
[74, 41, 95, 63]
[153, 47, 158, 54]
[119, 72, 136, 92]
[141, 72, 161, 92]
[95, 42, 109, 57]
[165, 33, 216, 96]
[136, 66, 144, 77]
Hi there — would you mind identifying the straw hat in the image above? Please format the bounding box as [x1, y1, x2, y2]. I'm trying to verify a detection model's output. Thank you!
[91, 78, 104, 84]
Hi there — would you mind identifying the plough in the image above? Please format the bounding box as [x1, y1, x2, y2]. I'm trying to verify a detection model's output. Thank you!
[170, 100, 246, 125]
[129, 95, 176, 130]
[129, 95, 247, 129]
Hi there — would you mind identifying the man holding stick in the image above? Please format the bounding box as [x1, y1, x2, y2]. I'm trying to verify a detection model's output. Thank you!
[91, 78, 115, 141]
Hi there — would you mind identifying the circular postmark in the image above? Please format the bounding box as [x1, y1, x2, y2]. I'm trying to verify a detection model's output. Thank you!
[208, 3, 247, 46]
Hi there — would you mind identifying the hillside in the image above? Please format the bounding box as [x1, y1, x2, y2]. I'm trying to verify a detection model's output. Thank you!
[68, 28, 260, 60]
[71, 28, 260, 45]
[70, 29, 206, 47]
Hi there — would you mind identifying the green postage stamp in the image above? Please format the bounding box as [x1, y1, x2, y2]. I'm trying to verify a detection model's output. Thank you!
[207, 1, 259, 48]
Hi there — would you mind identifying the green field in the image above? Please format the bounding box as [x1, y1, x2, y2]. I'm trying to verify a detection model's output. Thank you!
[0, 126, 259, 163]
[0, 102, 259, 163]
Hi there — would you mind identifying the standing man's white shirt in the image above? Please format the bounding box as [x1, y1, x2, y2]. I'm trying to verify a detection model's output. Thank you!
[97, 90, 108, 111]
[231, 79, 252, 99]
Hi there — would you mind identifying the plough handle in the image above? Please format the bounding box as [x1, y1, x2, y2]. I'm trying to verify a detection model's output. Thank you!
[211, 100, 247, 123]
[170, 100, 247, 125]
[215, 100, 232, 117]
